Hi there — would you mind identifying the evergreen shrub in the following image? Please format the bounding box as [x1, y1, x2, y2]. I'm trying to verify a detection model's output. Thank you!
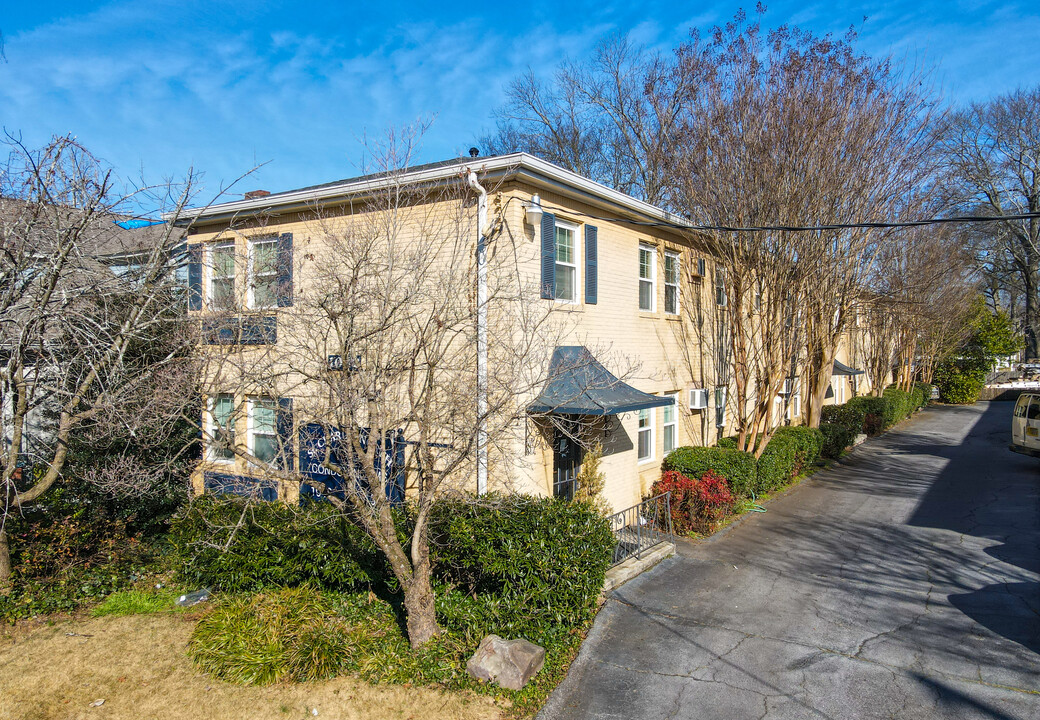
[820, 422, 856, 459]
[663, 446, 758, 496]
[169, 496, 382, 594]
[428, 495, 614, 646]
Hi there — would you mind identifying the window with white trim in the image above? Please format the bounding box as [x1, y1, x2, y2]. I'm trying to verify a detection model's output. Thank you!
[715, 266, 727, 307]
[209, 394, 236, 461]
[554, 221, 578, 302]
[639, 244, 656, 311]
[662, 392, 678, 454]
[209, 241, 236, 310]
[637, 407, 654, 461]
[664, 251, 680, 315]
[248, 398, 278, 465]
[249, 236, 279, 309]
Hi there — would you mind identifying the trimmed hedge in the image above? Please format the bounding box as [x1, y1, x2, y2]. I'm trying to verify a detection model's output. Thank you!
[428, 495, 614, 645]
[170, 494, 614, 649]
[663, 446, 759, 496]
[666, 426, 823, 497]
[820, 422, 856, 459]
[170, 496, 383, 594]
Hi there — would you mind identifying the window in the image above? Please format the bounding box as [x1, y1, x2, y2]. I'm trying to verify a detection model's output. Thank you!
[209, 394, 236, 461]
[249, 237, 279, 309]
[664, 251, 680, 315]
[249, 398, 278, 465]
[697, 258, 706, 276]
[662, 393, 678, 454]
[209, 242, 236, 310]
[554, 221, 578, 302]
[715, 266, 727, 307]
[1028, 397, 1040, 421]
[714, 385, 727, 428]
[637, 407, 653, 461]
[754, 280, 763, 310]
[639, 244, 656, 311]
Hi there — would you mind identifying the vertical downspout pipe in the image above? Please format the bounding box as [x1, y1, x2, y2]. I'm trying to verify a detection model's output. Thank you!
[466, 170, 489, 495]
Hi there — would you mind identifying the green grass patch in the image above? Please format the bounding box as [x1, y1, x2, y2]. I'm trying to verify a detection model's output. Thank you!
[91, 589, 178, 617]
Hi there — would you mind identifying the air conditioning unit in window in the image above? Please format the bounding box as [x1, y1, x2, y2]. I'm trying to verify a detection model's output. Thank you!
[689, 388, 709, 410]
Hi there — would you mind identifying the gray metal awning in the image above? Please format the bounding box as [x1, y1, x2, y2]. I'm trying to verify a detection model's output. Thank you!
[527, 346, 671, 416]
[833, 359, 864, 376]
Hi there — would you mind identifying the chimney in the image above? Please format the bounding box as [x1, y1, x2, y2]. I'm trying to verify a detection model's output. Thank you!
[244, 190, 271, 200]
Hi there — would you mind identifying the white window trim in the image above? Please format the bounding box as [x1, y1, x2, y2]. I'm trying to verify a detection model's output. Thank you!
[207, 394, 236, 464]
[639, 244, 657, 312]
[662, 392, 678, 454]
[637, 407, 655, 463]
[715, 266, 728, 308]
[247, 397, 278, 467]
[247, 236, 279, 310]
[206, 240, 236, 311]
[664, 251, 680, 315]
[552, 219, 580, 304]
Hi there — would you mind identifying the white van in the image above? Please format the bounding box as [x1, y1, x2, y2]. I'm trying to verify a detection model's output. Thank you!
[1010, 392, 1040, 457]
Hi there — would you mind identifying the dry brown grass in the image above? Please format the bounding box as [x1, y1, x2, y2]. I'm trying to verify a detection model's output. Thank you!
[0, 612, 505, 720]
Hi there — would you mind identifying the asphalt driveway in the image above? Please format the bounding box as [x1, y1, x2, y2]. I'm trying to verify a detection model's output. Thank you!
[540, 402, 1040, 719]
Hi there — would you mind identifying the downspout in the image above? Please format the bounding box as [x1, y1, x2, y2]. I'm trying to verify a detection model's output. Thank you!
[466, 170, 489, 495]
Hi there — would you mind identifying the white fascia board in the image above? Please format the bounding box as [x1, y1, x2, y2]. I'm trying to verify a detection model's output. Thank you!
[170, 153, 691, 230]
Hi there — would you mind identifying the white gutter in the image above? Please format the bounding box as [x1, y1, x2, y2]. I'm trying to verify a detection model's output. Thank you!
[466, 169, 489, 496]
[171, 153, 691, 231]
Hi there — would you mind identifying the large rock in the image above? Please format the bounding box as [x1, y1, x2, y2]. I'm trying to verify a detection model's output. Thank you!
[466, 634, 545, 690]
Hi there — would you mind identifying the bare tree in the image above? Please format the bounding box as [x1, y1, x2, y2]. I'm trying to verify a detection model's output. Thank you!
[0, 135, 201, 588]
[483, 34, 680, 206]
[942, 86, 1040, 360]
[193, 130, 561, 647]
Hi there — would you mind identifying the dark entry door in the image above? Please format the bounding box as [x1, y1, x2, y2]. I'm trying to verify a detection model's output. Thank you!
[553, 421, 583, 500]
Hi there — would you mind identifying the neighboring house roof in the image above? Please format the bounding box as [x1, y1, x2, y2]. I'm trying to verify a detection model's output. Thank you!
[174, 153, 691, 231]
[527, 346, 672, 416]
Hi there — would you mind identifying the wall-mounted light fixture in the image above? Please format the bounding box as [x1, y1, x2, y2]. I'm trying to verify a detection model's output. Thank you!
[525, 194, 544, 226]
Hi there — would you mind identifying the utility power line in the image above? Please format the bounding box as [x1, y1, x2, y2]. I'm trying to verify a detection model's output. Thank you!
[539, 203, 1040, 233]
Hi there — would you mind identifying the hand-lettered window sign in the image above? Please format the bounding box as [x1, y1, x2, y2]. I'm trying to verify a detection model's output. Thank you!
[298, 423, 405, 506]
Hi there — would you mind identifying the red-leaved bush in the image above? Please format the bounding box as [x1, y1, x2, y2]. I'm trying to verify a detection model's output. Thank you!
[652, 469, 735, 535]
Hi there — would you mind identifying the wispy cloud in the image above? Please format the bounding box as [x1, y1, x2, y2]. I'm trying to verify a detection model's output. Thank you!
[2, 0, 1038, 199]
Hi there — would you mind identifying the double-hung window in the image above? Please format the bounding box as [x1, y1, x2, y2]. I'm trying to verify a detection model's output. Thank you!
[639, 244, 656, 311]
[554, 221, 578, 302]
[209, 242, 236, 310]
[248, 398, 278, 465]
[249, 236, 279, 309]
[637, 407, 654, 462]
[715, 266, 727, 307]
[664, 251, 680, 315]
[209, 394, 236, 461]
[662, 392, 678, 454]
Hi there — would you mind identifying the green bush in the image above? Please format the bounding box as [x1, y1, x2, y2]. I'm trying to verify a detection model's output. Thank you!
[822, 401, 867, 436]
[820, 422, 856, 459]
[935, 362, 985, 404]
[169, 496, 383, 594]
[189, 587, 350, 685]
[663, 446, 758, 497]
[428, 495, 614, 646]
[772, 426, 824, 467]
[915, 383, 934, 408]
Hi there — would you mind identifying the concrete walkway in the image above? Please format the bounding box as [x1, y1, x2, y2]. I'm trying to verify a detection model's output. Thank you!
[540, 403, 1040, 719]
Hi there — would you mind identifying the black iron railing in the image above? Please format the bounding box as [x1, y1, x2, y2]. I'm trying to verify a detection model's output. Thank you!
[607, 491, 673, 567]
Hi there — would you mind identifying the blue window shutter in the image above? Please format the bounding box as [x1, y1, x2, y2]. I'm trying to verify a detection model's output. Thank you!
[277, 398, 294, 471]
[277, 233, 293, 307]
[585, 225, 598, 304]
[540, 212, 556, 299]
[187, 244, 202, 310]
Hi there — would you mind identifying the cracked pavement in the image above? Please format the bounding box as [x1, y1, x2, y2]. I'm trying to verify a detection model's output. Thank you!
[539, 402, 1040, 719]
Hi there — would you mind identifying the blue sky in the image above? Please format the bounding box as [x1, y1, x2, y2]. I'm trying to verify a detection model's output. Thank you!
[2, 1, 1038, 205]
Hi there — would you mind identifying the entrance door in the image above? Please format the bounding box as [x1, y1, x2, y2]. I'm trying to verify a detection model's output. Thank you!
[552, 421, 583, 500]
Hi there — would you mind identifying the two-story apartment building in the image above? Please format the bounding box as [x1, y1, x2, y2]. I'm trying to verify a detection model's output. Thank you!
[180, 153, 745, 512]
[180, 152, 878, 513]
